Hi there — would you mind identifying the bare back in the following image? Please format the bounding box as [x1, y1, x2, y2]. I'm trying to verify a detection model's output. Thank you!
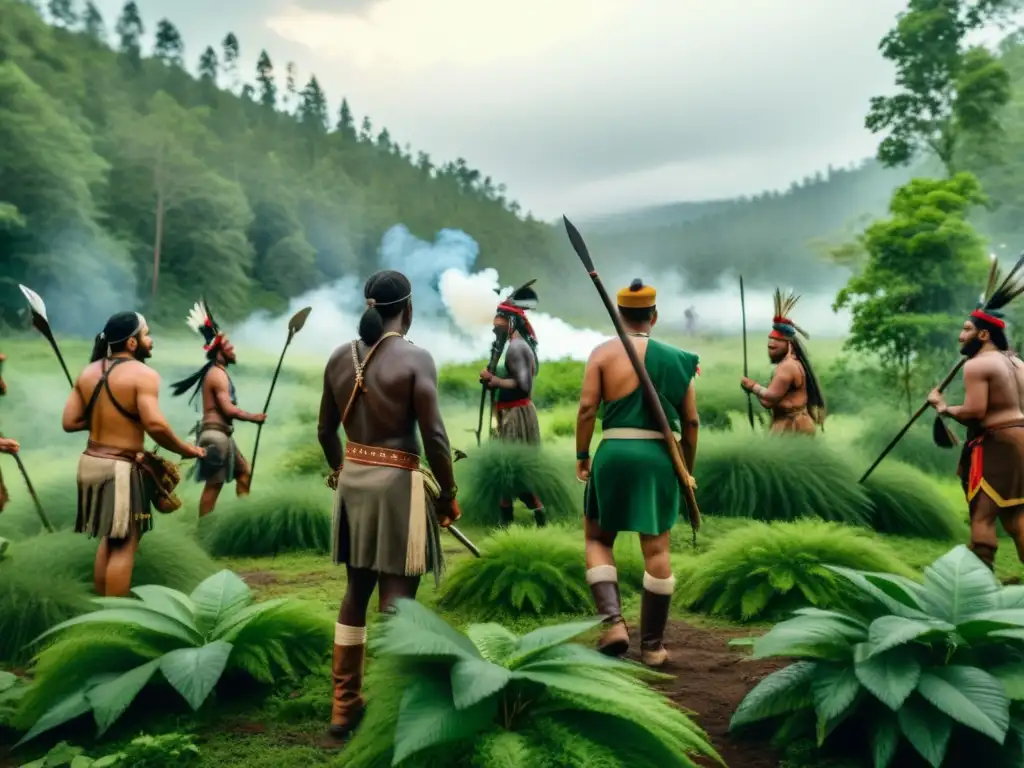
[77, 359, 150, 451]
[201, 366, 233, 428]
[592, 336, 651, 403]
[967, 351, 1024, 428]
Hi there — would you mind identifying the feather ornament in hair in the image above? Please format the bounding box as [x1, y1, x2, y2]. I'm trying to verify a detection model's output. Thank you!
[185, 302, 208, 335]
[985, 252, 1024, 313]
[772, 288, 809, 338]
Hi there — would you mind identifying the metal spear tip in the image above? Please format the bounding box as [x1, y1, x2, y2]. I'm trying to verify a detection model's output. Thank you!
[288, 306, 312, 334]
[453, 448, 468, 462]
[561, 215, 595, 272]
[18, 284, 48, 321]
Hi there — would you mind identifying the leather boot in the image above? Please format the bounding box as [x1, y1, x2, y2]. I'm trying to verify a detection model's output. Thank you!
[532, 506, 547, 527]
[971, 542, 998, 572]
[329, 625, 366, 740]
[498, 502, 515, 527]
[586, 566, 629, 656]
[640, 572, 676, 668]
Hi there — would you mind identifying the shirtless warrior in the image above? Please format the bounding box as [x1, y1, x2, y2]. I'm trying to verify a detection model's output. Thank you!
[928, 306, 1024, 571]
[740, 289, 826, 434]
[576, 279, 700, 667]
[317, 269, 461, 742]
[171, 300, 265, 516]
[0, 352, 18, 512]
[61, 312, 203, 596]
[479, 285, 547, 526]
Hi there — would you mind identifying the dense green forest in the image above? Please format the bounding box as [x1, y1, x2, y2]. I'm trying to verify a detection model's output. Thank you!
[0, 0, 576, 330]
[7, 0, 1024, 334]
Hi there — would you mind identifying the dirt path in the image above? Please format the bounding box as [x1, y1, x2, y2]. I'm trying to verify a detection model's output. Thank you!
[624, 621, 783, 768]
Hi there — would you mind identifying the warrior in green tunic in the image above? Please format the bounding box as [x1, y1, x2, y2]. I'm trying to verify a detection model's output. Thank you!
[576, 279, 700, 668]
[479, 286, 547, 527]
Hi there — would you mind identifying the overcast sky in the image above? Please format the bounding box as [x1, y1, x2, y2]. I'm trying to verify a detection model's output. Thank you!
[90, 0, 922, 218]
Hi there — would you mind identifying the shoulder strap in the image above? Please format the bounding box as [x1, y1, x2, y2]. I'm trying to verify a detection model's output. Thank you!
[341, 332, 403, 425]
[84, 359, 140, 426]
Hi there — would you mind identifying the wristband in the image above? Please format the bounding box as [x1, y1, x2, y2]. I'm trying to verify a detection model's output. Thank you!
[753, 384, 766, 398]
[576, 451, 590, 461]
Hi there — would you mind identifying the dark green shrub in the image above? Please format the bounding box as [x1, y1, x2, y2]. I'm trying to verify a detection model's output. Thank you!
[862, 461, 964, 540]
[854, 406, 961, 477]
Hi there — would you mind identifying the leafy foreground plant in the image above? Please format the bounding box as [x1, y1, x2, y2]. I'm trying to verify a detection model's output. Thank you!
[436, 525, 645, 621]
[21, 733, 199, 767]
[197, 479, 331, 557]
[342, 599, 722, 768]
[14, 569, 332, 744]
[730, 546, 1024, 767]
[0, 561, 92, 665]
[457, 441, 580, 526]
[677, 519, 916, 622]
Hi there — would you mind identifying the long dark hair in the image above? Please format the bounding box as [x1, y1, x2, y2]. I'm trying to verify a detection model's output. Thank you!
[90, 312, 143, 362]
[359, 270, 412, 346]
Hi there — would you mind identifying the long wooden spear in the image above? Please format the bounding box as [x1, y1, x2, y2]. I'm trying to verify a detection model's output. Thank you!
[740, 275, 755, 430]
[561, 216, 700, 540]
[249, 306, 312, 484]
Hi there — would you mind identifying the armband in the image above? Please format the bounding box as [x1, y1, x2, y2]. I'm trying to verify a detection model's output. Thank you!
[576, 451, 590, 461]
[753, 384, 767, 398]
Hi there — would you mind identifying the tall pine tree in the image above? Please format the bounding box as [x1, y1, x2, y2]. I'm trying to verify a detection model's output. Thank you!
[81, 1, 103, 41]
[299, 76, 328, 131]
[115, 1, 144, 68]
[198, 46, 218, 84]
[221, 32, 240, 92]
[336, 98, 356, 139]
[256, 50, 276, 109]
[47, 0, 77, 28]
[154, 19, 184, 67]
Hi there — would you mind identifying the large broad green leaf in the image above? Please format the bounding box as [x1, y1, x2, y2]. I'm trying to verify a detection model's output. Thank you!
[450, 658, 512, 710]
[811, 663, 861, 724]
[956, 609, 1024, 643]
[751, 616, 866, 661]
[504, 618, 604, 669]
[730, 662, 817, 730]
[854, 645, 922, 710]
[130, 585, 198, 629]
[916, 665, 1010, 744]
[999, 585, 1024, 609]
[466, 623, 520, 665]
[825, 566, 930, 619]
[372, 599, 480, 661]
[516, 643, 655, 678]
[392, 675, 498, 765]
[920, 545, 1000, 623]
[34, 606, 203, 647]
[865, 616, 954, 657]
[988, 663, 1024, 701]
[158, 640, 233, 711]
[189, 570, 252, 637]
[15, 687, 93, 746]
[511, 667, 647, 710]
[86, 659, 161, 735]
[209, 597, 291, 641]
[789, 607, 870, 629]
[870, 709, 900, 768]
[898, 694, 953, 768]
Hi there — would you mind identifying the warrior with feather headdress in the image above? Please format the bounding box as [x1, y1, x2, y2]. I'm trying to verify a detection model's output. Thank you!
[0, 352, 19, 512]
[740, 289, 826, 435]
[170, 299, 265, 517]
[927, 257, 1024, 571]
[478, 282, 548, 526]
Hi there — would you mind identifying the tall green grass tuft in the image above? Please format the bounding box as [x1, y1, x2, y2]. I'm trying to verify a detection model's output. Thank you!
[457, 441, 579, 526]
[0, 474, 78, 538]
[853, 406, 961, 477]
[677, 519, 916, 622]
[197, 479, 331, 557]
[342, 600, 721, 768]
[0, 564, 92, 665]
[278, 440, 330, 476]
[861, 460, 965, 540]
[694, 432, 872, 525]
[10, 528, 216, 593]
[436, 526, 644, 621]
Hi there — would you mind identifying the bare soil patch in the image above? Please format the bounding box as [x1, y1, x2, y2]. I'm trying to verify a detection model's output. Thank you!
[626, 621, 783, 768]
[238, 570, 279, 587]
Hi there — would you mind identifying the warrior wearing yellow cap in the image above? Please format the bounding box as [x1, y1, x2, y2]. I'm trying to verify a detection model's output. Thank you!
[575, 279, 700, 667]
[740, 289, 826, 435]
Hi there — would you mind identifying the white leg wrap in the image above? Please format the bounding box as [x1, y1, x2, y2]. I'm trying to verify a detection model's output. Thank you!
[643, 572, 676, 595]
[586, 565, 618, 585]
[335, 623, 367, 646]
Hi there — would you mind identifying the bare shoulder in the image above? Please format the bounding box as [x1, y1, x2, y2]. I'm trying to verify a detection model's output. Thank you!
[132, 362, 160, 390]
[966, 354, 999, 376]
[406, 340, 438, 373]
[778, 358, 802, 376]
[206, 365, 228, 386]
[587, 339, 613, 364]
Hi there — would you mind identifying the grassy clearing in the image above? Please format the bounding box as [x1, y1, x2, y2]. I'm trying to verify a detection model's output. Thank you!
[0, 332, 1000, 767]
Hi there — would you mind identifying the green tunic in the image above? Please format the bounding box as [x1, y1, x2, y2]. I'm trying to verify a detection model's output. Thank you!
[584, 339, 699, 535]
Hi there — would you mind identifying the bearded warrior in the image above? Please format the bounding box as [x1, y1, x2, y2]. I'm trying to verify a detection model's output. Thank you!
[740, 289, 826, 434]
[171, 299, 265, 517]
[929, 297, 1024, 571]
[61, 312, 201, 595]
[479, 284, 547, 526]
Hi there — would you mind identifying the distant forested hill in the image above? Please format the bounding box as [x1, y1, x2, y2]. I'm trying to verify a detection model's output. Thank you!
[0, 0, 574, 330]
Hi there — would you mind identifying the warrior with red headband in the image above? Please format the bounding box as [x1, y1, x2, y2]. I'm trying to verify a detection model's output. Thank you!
[740, 289, 826, 435]
[928, 301, 1024, 571]
[479, 283, 547, 527]
[171, 299, 266, 517]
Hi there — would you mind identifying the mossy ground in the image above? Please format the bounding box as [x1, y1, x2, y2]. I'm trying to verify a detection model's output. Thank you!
[0, 334, 1002, 767]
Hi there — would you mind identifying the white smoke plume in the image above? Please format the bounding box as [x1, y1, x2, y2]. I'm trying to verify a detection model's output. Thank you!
[232, 224, 851, 365]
